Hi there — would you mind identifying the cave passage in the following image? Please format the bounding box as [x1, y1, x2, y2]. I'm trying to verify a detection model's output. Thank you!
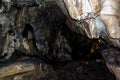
[0, 0, 116, 80]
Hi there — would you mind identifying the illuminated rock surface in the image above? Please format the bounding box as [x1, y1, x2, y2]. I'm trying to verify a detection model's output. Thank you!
[0, 0, 118, 80]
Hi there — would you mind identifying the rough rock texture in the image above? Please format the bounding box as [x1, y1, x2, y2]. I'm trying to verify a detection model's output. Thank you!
[100, 45, 120, 80]
[0, 57, 116, 80]
[0, 57, 58, 80]
[0, 0, 117, 80]
[0, 0, 74, 61]
[56, 1, 120, 79]
[56, 0, 120, 48]
[54, 60, 115, 80]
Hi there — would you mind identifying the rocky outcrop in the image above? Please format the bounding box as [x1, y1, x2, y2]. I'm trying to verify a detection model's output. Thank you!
[56, 0, 120, 80]
[56, 0, 120, 47]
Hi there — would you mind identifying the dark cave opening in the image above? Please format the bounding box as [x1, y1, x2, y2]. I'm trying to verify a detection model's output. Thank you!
[0, 1, 116, 80]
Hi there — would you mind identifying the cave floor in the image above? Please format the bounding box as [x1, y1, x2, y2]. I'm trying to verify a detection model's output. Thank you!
[0, 56, 116, 80]
[53, 59, 116, 80]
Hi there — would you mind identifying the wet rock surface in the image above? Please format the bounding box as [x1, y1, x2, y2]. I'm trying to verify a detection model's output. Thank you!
[0, 0, 117, 80]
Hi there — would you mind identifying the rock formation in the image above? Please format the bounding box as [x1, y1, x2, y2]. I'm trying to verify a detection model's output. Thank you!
[0, 0, 118, 80]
